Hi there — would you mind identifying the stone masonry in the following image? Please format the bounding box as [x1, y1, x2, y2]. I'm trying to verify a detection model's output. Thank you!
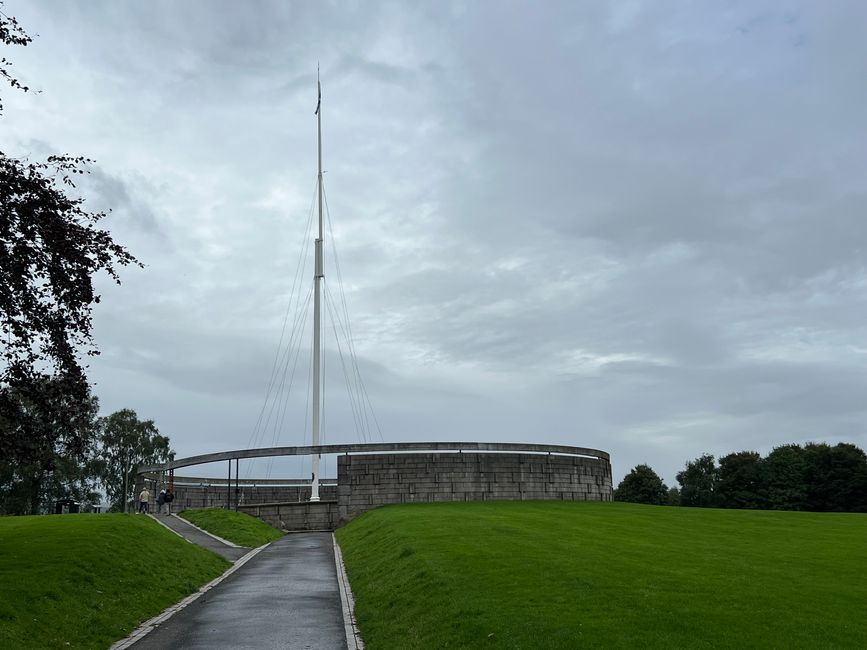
[237, 501, 340, 531]
[140, 444, 613, 532]
[166, 481, 338, 511]
[337, 452, 612, 524]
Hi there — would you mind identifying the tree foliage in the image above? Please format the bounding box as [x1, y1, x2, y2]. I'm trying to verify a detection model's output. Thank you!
[96, 409, 171, 512]
[0, 376, 100, 514]
[676, 453, 719, 507]
[758, 444, 808, 511]
[614, 464, 669, 505]
[676, 444, 867, 512]
[0, 6, 140, 473]
[717, 451, 762, 509]
[801, 442, 867, 513]
[0, 3, 32, 113]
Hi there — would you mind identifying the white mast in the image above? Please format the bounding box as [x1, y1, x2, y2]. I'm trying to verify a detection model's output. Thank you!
[310, 73, 323, 502]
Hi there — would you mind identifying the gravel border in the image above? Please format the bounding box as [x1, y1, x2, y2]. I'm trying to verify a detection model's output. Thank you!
[333, 533, 365, 650]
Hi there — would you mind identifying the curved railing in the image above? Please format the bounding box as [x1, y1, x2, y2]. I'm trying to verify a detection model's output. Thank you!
[137, 441, 609, 474]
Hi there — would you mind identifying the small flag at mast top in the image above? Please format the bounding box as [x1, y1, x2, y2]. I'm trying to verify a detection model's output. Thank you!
[315, 80, 321, 115]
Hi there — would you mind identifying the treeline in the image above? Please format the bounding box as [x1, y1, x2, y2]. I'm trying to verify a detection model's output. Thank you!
[0, 380, 171, 515]
[615, 442, 867, 513]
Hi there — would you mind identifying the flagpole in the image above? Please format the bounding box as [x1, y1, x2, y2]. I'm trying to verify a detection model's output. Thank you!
[311, 74, 323, 502]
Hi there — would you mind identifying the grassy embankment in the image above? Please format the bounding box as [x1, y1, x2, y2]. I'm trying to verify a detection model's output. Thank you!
[0, 513, 229, 649]
[178, 508, 284, 547]
[336, 501, 867, 649]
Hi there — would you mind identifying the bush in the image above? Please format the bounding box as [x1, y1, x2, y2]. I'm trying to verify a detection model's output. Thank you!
[614, 464, 668, 505]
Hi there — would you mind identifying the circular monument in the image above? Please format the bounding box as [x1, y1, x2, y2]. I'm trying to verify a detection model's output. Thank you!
[137, 442, 612, 531]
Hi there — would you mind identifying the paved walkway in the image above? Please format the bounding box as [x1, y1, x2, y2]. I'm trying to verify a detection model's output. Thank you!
[150, 513, 251, 562]
[131, 532, 348, 649]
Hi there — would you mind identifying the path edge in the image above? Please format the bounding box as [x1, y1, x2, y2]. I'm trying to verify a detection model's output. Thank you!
[108, 543, 268, 650]
[145, 513, 187, 541]
[169, 512, 242, 548]
[333, 533, 365, 650]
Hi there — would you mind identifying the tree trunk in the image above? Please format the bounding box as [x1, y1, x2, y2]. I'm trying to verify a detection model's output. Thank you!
[29, 473, 41, 515]
[121, 459, 128, 513]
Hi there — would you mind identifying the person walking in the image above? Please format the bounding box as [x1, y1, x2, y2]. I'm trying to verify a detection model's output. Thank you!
[138, 487, 150, 513]
[157, 489, 166, 514]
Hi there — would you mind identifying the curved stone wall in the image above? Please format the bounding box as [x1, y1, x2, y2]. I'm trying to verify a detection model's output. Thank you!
[164, 478, 338, 511]
[337, 451, 612, 523]
[137, 442, 612, 530]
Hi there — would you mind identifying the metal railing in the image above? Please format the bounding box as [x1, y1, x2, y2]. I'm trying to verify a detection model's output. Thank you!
[137, 441, 609, 475]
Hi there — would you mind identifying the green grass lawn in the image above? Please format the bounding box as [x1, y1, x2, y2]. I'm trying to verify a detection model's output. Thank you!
[336, 501, 867, 649]
[0, 513, 229, 649]
[178, 508, 284, 547]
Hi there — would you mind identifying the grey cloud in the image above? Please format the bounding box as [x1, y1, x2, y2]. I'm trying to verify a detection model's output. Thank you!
[83, 167, 166, 239]
[5, 0, 866, 483]
[332, 54, 419, 89]
[11, 138, 167, 241]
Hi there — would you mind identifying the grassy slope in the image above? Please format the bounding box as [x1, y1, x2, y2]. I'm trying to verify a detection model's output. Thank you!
[178, 508, 283, 547]
[0, 514, 229, 649]
[336, 501, 867, 649]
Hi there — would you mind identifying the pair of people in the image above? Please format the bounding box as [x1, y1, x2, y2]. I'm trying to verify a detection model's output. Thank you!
[157, 489, 175, 514]
[138, 487, 174, 514]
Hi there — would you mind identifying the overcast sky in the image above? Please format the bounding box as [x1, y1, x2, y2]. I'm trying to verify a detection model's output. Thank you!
[2, 1, 866, 485]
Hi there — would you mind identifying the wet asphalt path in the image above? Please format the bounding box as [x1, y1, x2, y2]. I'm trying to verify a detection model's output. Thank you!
[132, 532, 348, 650]
[151, 513, 250, 562]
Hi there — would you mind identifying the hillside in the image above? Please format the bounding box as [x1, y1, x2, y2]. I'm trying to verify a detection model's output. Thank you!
[178, 508, 284, 547]
[0, 514, 229, 649]
[336, 501, 866, 649]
